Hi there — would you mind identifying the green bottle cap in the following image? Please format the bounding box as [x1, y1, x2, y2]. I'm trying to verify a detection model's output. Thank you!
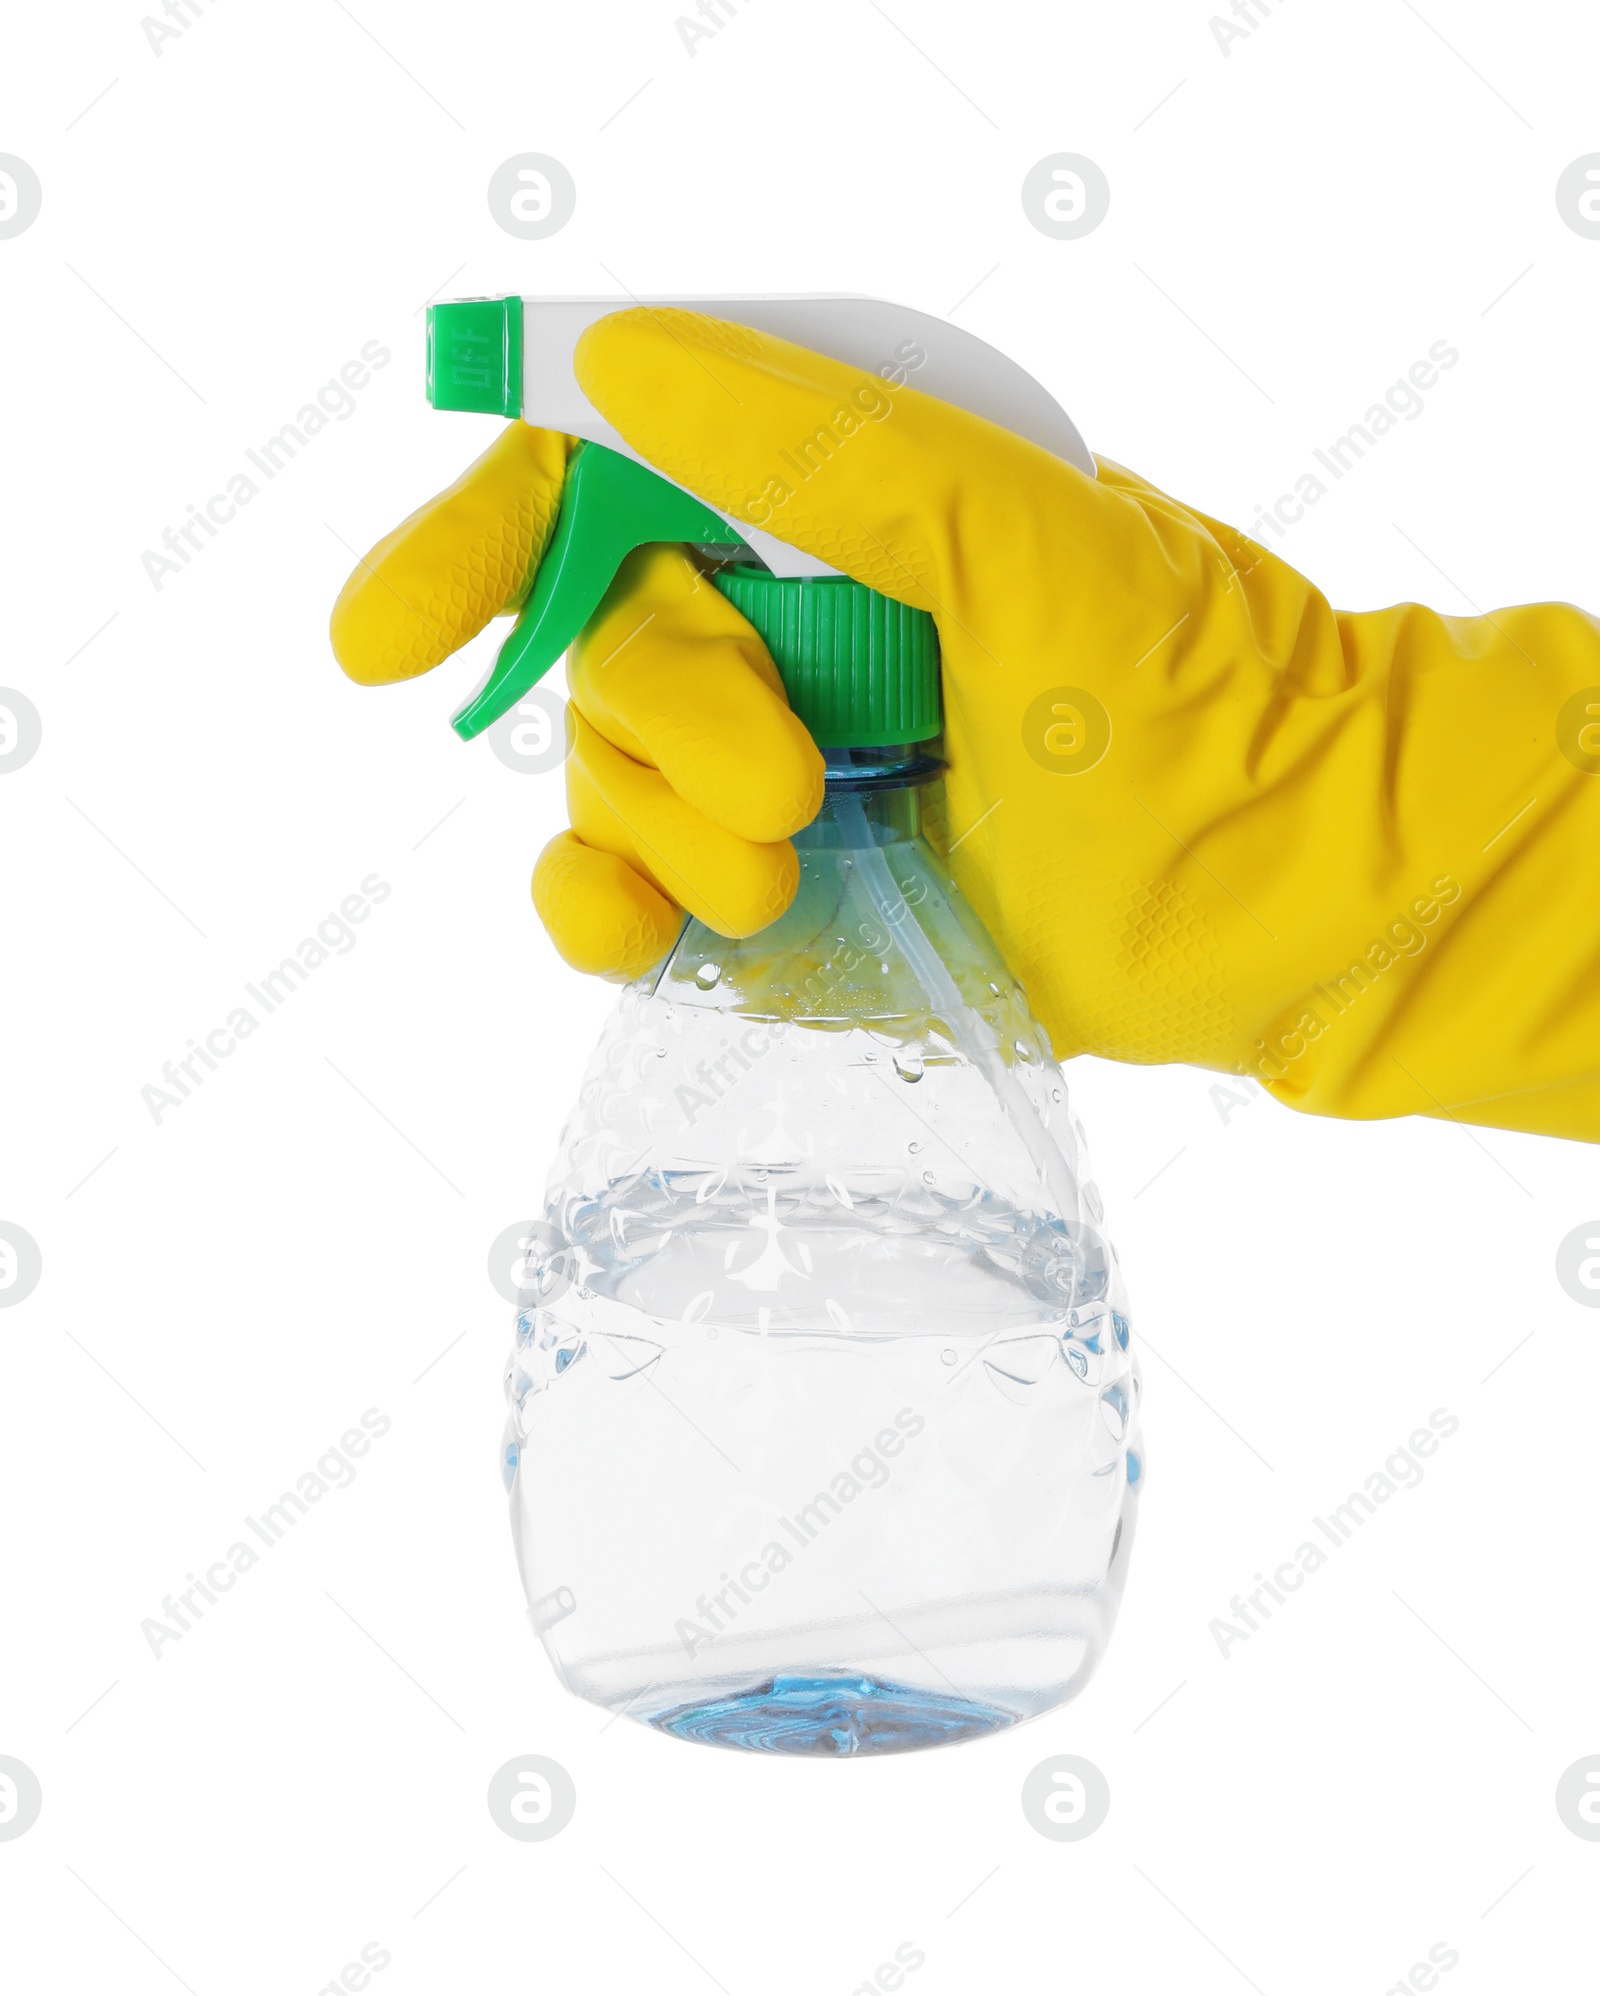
[710, 567, 940, 748]
[427, 297, 522, 417]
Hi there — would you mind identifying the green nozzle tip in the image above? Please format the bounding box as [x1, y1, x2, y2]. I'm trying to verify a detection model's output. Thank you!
[426, 296, 523, 417]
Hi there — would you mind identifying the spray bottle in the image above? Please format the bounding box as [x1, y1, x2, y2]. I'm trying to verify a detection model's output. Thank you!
[429, 294, 1141, 1755]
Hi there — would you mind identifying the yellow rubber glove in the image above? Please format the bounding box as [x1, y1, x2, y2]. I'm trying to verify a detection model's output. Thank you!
[331, 311, 1600, 1143]
[330, 421, 823, 974]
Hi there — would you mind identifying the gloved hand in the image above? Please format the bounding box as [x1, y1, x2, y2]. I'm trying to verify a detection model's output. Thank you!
[331, 311, 1600, 1143]
[330, 421, 824, 973]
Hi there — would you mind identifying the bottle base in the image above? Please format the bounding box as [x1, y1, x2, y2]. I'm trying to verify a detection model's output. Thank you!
[648, 1672, 1015, 1756]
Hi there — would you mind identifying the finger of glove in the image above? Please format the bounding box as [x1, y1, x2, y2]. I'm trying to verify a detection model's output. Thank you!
[573, 310, 1168, 635]
[330, 423, 572, 685]
[531, 831, 681, 981]
[567, 711, 799, 937]
[570, 544, 824, 843]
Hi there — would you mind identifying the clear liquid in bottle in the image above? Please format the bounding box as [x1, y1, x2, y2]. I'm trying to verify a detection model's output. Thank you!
[504, 761, 1143, 1755]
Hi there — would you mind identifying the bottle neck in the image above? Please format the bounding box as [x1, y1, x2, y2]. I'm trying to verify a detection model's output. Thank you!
[794, 744, 941, 849]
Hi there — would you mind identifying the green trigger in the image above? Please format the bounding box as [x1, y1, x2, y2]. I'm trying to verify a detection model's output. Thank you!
[451, 441, 748, 740]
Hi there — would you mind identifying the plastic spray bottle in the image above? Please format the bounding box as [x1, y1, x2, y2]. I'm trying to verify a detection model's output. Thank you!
[429, 294, 1142, 1755]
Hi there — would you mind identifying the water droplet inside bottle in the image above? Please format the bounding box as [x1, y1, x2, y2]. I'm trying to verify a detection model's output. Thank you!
[941, 1348, 957, 1366]
[695, 963, 722, 989]
[893, 1049, 925, 1083]
[922, 1170, 935, 1185]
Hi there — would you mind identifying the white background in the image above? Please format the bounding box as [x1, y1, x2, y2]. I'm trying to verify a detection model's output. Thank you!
[2, 1, 1598, 1990]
